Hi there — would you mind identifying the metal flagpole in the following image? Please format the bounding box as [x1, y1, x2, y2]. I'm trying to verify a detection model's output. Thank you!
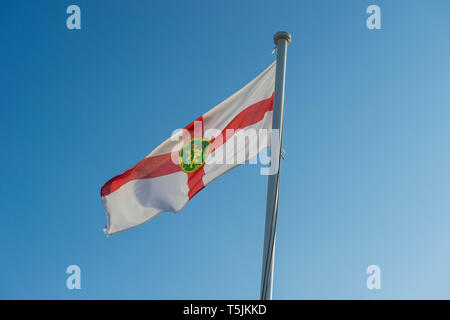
[260, 31, 291, 300]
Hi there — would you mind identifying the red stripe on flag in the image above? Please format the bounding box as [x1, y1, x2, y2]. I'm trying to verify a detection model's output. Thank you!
[209, 93, 274, 153]
[183, 115, 204, 141]
[187, 166, 206, 199]
[100, 152, 180, 197]
[186, 116, 206, 199]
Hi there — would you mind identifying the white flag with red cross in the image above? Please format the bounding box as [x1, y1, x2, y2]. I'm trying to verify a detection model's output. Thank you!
[101, 61, 276, 235]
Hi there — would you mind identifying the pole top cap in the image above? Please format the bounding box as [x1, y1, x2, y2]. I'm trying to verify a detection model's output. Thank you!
[273, 31, 292, 45]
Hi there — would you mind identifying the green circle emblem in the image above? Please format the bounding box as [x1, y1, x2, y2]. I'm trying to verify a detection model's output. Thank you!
[178, 137, 211, 173]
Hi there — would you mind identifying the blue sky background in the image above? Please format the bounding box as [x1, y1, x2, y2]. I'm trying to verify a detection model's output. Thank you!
[1, 0, 450, 299]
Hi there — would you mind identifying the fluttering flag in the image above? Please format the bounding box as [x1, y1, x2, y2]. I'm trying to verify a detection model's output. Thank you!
[101, 61, 276, 235]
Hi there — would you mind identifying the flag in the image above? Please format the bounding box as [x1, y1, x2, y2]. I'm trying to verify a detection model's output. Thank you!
[101, 61, 276, 235]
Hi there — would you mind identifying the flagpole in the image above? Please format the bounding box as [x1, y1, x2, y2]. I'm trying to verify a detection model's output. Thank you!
[260, 31, 291, 300]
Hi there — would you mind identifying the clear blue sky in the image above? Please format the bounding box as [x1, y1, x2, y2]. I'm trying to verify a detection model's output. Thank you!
[1, 0, 450, 299]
